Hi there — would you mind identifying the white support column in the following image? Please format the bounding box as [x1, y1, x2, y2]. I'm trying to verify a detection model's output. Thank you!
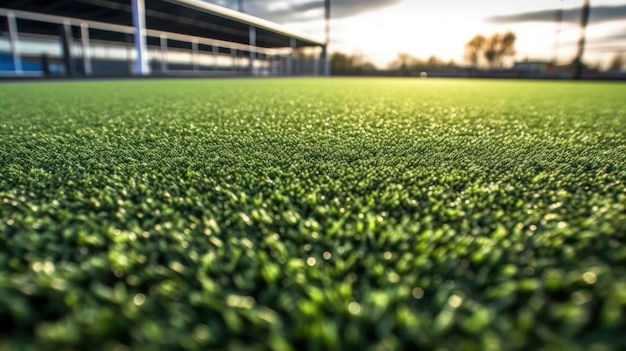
[249, 26, 256, 75]
[80, 22, 92, 76]
[212, 45, 218, 71]
[160, 34, 168, 73]
[289, 38, 296, 76]
[131, 0, 150, 75]
[61, 20, 75, 76]
[192, 39, 198, 72]
[7, 12, 22, 75]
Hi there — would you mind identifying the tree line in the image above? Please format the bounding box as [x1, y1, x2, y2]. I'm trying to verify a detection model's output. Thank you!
[329, 52, 376, 75]
[329, 31, 517, 75]
[328, 31, 623, 75]
[464, 32, 516, 69]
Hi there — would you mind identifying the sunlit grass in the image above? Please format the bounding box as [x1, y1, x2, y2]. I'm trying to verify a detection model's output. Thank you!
[1, 78, 625, 350]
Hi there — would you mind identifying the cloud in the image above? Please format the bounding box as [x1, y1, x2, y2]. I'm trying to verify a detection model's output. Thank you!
[558, 27, 626, 52]
[485, 5, 626, 25]
[586, 31, 626, 48]
[602, 29, 626, 41]
[205, 0, 402, 23]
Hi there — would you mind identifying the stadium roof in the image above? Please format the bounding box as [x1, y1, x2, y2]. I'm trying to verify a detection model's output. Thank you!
[1, 0, 324, 48]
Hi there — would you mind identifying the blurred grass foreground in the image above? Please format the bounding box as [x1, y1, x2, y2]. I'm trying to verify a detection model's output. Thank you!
[1, 78, 626, 350]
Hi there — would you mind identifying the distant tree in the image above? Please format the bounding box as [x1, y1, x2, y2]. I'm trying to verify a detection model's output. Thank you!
[496, 31, 516, 68]
[484, 31, 516, 69]
[483, 39, 498, 68]
[607, 54, 624, 72]
[362, 62, 377, 72]
[465, 32, 516, 69]
[464, 35, 486, 68]
[426, 55, 446, 70]
[330, 52, 354, 75]
[388, 53, 415, 75]
[388, 53, 453, 75]
[330, 52, 376, 75]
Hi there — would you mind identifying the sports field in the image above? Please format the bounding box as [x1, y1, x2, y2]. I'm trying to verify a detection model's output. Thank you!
[1, 78, 625, 350]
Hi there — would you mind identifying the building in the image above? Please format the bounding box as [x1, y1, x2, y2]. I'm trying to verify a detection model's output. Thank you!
[0, 0, 327, 77]
[513, 60, 550, 74]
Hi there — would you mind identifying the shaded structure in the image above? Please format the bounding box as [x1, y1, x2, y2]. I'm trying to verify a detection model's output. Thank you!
[0, 0, 327, 77]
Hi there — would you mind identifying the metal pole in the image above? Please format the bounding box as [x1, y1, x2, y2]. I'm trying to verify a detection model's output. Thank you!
[324, 0, 330, 44]
[271, 55, 275, 76]
[192, 39, 198, 72]
[284, 56, 288, 76]
[231, 48, 236, 72]
[160, 34, 168, 73]
[290, 38, 296, 76]
[552, 7, 563, 64]
[212, 45, 218, 71]
[574, 0, 590, 79]
[131, 0, 150, 75]
[324, 0, 330, 76]
[314, 48, 320, 76]
[282, 56, 285, 76]
[7, 12, 22, 75]
[322, 45, 328, 76]
[81, 22, 92, 76]
[249, 26, 256, 75]
[61, 20, 75, 76]
[238, 0, 244, 12]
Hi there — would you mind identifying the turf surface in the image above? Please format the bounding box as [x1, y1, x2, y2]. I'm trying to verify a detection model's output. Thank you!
[1, 78, 625, 350]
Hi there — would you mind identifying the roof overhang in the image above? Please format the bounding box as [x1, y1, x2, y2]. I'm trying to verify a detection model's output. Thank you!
[0, 0, 324, 48]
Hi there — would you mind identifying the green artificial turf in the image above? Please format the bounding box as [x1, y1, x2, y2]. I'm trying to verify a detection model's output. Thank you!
[1, 78, 625, 350]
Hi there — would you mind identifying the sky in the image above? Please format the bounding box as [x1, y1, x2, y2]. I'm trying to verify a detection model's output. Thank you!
[209, 0, 626, 69]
